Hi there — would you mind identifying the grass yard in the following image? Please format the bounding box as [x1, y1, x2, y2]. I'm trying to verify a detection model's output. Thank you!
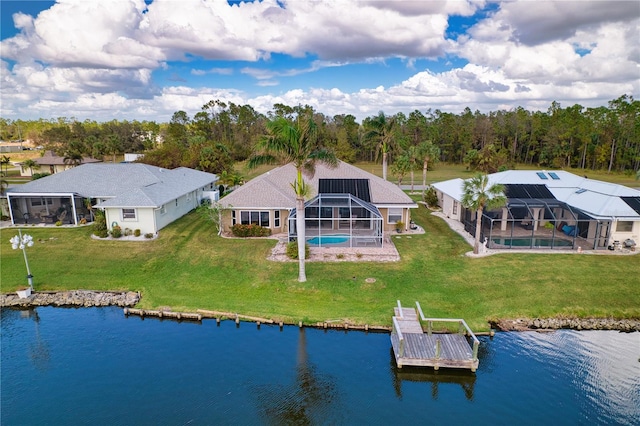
[2, 203, 638, 331]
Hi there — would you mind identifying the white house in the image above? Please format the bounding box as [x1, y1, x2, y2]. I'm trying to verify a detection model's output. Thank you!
[432, 170, 640, 251]
[6, 163, 218, 235]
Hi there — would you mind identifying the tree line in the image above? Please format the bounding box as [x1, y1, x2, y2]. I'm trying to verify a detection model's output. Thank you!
[1, 94, 638, 178]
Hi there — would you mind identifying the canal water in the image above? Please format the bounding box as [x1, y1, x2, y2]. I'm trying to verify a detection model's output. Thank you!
[1, 307, 638, 425]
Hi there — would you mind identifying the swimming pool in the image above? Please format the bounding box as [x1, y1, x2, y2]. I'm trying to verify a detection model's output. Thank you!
[307, 234, 350, 245]
[492, 237, 573, 248]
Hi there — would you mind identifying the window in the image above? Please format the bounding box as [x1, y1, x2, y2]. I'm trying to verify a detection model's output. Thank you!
[160, 205, 166, 215]
[31, 198, 53, 207]
[239, 210, 270, 227]
[175, 199, 179, 207]
[122, 208, 136, 220]
[274, 211, 280, 227]
[452, 201, 458, 215]
[388, 208, 402, 224]
[616, 221, 633, 232]
[232, 210, 236, 225]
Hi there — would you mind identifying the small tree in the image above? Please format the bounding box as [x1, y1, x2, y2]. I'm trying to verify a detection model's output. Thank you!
[461, 173, 506, 254]
[21, 159, 40, 177]
[197, 202, 229, 236]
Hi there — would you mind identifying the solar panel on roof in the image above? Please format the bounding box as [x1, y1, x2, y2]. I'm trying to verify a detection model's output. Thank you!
[318, 179, 371, 202]
[621, 197, 640, 215]
[548, 172, 560, 180]
[505, 184, 555, 199]
[536, 172, 548, 180]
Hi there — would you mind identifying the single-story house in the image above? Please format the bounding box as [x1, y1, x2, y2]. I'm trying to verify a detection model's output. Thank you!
[219, 161, 418, 248]
[19, 150, 102, 177]
[432, 170, 640, 250]
[6, 163, 218, 235]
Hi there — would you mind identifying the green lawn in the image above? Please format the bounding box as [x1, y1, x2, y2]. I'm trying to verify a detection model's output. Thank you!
[3, 203, 639, 331]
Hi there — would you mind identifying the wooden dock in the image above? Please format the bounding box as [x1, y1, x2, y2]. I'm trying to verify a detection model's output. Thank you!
[391, 301, 480, 372]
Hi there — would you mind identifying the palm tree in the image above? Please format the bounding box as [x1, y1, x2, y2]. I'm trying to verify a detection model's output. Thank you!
[21, 159, 40, 177]
[365, 111, 397, 181]
[63, 151, 83, 167]
[417, 140, 440, 199]
[461, 173, 506, 254]
[249, 114, 337, 282]
[1, 155, 10, 177]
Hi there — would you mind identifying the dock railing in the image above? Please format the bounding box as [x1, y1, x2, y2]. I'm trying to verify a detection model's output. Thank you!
[415, 302, 480, 362]
[391, 316, 405, 358]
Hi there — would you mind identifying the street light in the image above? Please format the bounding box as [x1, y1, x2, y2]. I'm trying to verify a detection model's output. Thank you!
[10, 230, 34, 289]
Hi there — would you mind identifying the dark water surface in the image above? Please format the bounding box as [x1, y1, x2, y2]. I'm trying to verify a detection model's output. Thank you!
[1, 307, 638, 425]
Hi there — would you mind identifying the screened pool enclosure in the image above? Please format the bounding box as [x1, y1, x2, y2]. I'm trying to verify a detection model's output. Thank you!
[463, 184, 611, 250]
[288, 193, 384, 248]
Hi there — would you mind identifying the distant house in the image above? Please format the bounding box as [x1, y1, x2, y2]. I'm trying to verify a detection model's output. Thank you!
[19, 150, 102, 177]
[432, 170, 640, 250]
[7, 163, 218, 235]
[219, 161, 417, 248]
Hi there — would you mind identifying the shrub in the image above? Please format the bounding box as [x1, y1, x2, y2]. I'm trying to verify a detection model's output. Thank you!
[55, 220, 63, 226]
[134, 229, 141, 237]
[231, 223, 271, 237]
[111, 225, 122, 238]
[144, 233, 154, 239]
[93, 210, 108, 237]
[423, 186, 439, 208]
[124, 228, 132, 237]
[79, 218, 87, 225]
[286, 241, 310, 259]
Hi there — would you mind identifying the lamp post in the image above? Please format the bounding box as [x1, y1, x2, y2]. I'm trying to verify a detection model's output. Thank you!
[10, 230, 34, 290]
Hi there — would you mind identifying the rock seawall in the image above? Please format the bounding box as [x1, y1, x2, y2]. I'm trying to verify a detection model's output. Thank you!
[0, 290, 140, 308]
[492, 317, 639, 332]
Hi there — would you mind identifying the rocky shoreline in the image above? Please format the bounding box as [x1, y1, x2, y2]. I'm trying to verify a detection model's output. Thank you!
[491, 317, 640, 332]
[0, 290, 140, 308]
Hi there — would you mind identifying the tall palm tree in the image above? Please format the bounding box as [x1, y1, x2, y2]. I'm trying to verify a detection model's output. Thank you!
[365, 111, 397, 181]
[249, 114, 337, 282]
[417, 140, 440, 199]
[461, 173, 506, 254]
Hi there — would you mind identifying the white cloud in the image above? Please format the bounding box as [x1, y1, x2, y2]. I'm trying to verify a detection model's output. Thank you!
[0, 0, 637, 123]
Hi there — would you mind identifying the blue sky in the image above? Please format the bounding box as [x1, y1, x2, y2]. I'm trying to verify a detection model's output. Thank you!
[1, 0, 638, 123]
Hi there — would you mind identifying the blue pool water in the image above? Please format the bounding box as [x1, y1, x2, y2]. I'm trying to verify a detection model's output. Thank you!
[492, 237, 573, 247]
[307, 234, 350, 245]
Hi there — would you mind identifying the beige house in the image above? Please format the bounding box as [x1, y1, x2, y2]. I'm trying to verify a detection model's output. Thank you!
[219, 161, 417, 248]
[19, 150, 101, 177]
[433, 170, 640, 251]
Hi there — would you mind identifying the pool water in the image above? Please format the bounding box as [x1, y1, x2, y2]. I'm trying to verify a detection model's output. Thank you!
[492, 237, 573, 247]
[307, 234, 350, 245]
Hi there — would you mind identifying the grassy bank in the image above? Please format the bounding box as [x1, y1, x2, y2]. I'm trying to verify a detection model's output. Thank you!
[2, 203, 638, 331]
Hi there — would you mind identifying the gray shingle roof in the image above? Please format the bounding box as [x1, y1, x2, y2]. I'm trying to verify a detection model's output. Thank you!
[8, 163, 218, 208]
[220, 161, 416, 209]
